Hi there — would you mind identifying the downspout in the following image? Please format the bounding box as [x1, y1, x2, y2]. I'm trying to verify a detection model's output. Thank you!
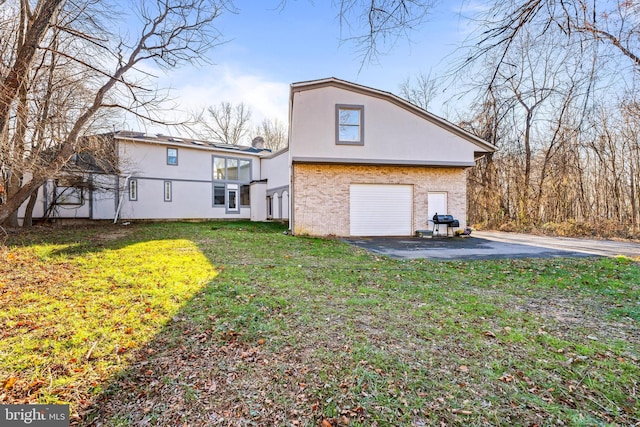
[287, 84, 294, 234]
[113, 174, 131, 224]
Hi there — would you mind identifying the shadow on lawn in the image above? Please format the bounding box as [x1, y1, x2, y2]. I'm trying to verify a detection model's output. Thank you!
[2, 221, 294, 425]
[11, 222, 283, 424]
[75, 221, 310, 426]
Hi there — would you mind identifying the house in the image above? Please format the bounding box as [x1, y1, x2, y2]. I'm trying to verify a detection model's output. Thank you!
[288, 78, 496, 236]
[17, 132, 289, 223]
[17, 78, 495, 235]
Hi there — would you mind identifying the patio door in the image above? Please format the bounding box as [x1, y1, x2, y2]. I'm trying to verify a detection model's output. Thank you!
[227, 184, 239, 213]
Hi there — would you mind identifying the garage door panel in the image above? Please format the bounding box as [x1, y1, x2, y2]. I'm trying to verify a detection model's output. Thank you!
[350, 184, 412, 236]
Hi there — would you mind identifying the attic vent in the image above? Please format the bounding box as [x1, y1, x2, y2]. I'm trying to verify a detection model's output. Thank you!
[191, 140, 205, 146]
[168, 137, 184, 142]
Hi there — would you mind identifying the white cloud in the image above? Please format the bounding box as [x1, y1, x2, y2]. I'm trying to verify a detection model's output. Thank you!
[148, 66, 290, 135]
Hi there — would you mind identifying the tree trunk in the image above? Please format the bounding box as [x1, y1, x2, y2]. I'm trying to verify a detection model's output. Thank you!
[2, 171, 22, 227]
[23, 189, 39, 227]
[0, 0, 64, 132]
[0, 176, 48, 224]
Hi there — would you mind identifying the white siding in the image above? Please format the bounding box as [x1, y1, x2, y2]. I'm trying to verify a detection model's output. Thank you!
[260, 149, 289, 188]
[117, 140, 260, 220]
[349, 184, 413, 236]
[91, 175, 118, 220]
[290, 86, 478, 165]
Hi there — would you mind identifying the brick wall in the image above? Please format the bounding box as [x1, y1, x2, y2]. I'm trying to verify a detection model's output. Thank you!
[292, 163, 467, 236]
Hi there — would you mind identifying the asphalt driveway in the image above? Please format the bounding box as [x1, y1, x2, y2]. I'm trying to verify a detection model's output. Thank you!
[344, 231, 640, 260]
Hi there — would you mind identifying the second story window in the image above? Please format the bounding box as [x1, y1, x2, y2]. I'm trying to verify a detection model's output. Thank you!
[212, 156, 252, 208]
[167, 147, 178, 165]
[336, 104, 364, 145]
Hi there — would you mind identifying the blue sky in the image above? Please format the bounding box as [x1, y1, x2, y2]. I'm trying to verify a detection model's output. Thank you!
[136, 1, 477, 136]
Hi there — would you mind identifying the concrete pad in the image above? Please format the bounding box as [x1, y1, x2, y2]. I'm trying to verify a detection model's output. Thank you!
[343, 235, 597, 261]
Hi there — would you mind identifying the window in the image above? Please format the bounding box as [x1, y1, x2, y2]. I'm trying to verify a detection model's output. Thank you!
[212, 156, 253, 208]
[336, 104, 364, 145]
[212, 156, 252, 182]
[238, 160, 251, 181]
[129, 179, 138, 201]
[164, 181, 172, 202]
[55, 179, 84, 205]
[227, 158, 238, 180]
[213, 184, 225, 206]
[240, 185, 250, 206]
[213, 157, 226, 179]
[167, 147, 178, 165]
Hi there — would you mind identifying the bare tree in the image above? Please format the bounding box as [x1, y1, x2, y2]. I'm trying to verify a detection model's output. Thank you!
[194, 101, 253, 145]
[253, 117, 287, 151]
[0, 0, 228, 224]
[463, 0, 640, 90]
[336, 0, 436, 63]
[399, 71, 438, 110]
[460, 17, 605, 227]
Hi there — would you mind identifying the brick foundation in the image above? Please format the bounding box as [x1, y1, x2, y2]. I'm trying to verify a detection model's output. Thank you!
[292, 163, 467, 236]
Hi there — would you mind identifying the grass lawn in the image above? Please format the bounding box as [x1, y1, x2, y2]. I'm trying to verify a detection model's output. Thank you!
[1, 221, 638, 426]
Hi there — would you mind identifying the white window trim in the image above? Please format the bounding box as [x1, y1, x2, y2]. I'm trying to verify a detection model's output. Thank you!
[226, 184, 240, 213]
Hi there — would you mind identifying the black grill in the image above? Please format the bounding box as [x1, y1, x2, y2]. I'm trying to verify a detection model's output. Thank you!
[431, 213, 460, 236]
[432, 214, 455, 225]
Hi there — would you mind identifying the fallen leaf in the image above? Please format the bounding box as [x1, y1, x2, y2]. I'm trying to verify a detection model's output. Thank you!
[4, 377, 18, 390]
[458, 365, 469, 372]
[321, 420, 333, 427]
[484, 331, 496, 338]
[499, 373, 514, 383]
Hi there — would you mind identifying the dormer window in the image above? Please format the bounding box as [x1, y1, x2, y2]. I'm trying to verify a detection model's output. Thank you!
[336, 104, 364, 145]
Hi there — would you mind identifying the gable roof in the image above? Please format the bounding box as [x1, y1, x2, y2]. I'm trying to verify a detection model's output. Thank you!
[290, 77, 497, 156]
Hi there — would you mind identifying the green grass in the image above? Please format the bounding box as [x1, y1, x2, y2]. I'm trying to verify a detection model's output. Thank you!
[1, 221, 639, 426]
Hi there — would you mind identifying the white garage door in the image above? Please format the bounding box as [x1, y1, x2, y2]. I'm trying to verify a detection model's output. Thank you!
[350, 184, 413, 236]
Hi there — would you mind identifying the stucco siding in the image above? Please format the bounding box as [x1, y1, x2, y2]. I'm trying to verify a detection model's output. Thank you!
[119, 140, 261, 182]
[118, 178, 250, 220]
[117, 139, 258, 220]
[292, 163, 466, 236]
[260, 149, 289, 190]
[290, 86, 477, 165]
